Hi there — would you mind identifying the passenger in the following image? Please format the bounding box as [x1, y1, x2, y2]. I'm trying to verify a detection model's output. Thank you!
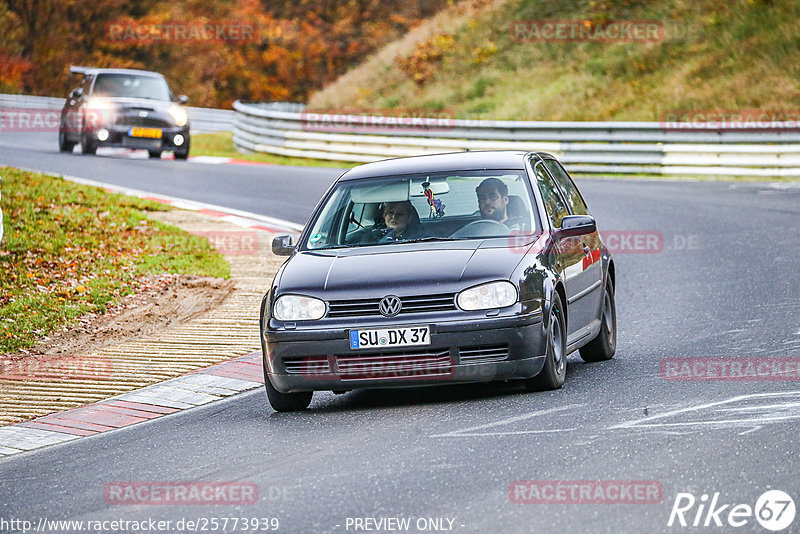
[378, 201, 422, 243]
[475, 177, 525, 231]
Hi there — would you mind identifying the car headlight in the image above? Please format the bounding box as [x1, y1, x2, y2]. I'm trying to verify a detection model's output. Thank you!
[273, 295, 326, 321]
[168, 104, 188, 127]
[86, 97, 114, 110]
[457, 281, 517, 311]
[84, 98, 116, 128]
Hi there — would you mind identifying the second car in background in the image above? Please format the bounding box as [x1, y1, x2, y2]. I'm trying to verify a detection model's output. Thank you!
[59, 66, 190, 159]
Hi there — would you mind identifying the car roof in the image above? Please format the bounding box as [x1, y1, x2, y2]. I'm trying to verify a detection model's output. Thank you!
[339, 150, 556, 181]
[73, 67, 165, 78]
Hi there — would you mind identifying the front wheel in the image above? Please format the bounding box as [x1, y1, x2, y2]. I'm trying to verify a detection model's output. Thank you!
[81, 131, 96, 155]
[265, 376, 313, 412]
[174, 137, 190, 160]
[579, 278, 616, 362]
[58, 129, 75, 153]
[524, 291, 567, 391]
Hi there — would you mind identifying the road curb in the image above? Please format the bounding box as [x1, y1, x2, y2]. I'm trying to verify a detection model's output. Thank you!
[9, 166, 305, 235]
[0, 171, 294, 457]
[0, 352, 264, 457]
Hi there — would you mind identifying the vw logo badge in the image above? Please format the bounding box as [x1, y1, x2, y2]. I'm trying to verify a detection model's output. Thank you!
[138, 111, 148, 118]
[378, 295, 402, 317]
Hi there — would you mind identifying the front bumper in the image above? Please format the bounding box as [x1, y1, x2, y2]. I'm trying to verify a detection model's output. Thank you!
[264, 314, 546, 393]
[91, 125, 189, 151]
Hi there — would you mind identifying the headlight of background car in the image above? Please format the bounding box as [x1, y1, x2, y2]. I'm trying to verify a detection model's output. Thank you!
[457, 281, 517, 311]
[84, 98, 116, 128]
[273, 295, 326, 321]
[168, 104, 188, 127]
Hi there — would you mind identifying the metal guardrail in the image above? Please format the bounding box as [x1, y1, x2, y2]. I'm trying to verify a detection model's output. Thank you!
[232, 101, 800, 177]
[0, 93, 234, 133]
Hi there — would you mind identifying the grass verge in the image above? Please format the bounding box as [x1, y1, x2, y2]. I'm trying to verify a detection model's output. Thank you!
[0, 166, 230, 354]
[191, 132, 356, 169]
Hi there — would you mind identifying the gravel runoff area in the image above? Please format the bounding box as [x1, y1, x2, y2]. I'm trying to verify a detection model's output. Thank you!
[0, 209, 285, 425]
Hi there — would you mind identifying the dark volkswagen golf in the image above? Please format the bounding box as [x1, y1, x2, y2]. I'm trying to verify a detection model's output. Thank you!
[260, 151, 616, 411]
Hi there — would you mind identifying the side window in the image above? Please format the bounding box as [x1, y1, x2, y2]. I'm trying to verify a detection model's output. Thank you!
[532, 162, 569, 228]
[544, 160, 589, 216]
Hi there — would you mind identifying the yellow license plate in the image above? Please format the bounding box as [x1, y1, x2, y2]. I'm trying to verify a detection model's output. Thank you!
[129, 127, 162, 139]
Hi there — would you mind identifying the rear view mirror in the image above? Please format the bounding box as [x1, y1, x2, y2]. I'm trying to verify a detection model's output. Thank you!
[558, 215, 596, 238]
[410, 180, 449, 196]
[272, 235, 295, 256]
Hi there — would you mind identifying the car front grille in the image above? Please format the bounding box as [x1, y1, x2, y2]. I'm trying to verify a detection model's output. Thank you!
[116, 113, 172, 128]
[327, 293, 456, 318]
[335, 349, 452, 380]
[458, 345, 509, 364]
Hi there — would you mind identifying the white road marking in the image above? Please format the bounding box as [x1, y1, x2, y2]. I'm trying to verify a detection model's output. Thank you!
[431, 404, 583, 438]
[437, 428, 578, 437]
[610, 391, 800, 433]
[9, 166, 304, 233]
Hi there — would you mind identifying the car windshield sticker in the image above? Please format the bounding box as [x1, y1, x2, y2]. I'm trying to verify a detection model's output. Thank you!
[309, 233, 323, 243]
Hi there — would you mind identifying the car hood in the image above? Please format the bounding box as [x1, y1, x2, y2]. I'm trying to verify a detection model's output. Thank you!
[93, 97, 174, 112]
[276, 239, 533, 298]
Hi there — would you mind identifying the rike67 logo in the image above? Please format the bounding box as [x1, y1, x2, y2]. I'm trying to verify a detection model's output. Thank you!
[668, 490, 795, 531]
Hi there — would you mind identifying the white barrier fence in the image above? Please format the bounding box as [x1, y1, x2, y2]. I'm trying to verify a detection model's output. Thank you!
[232, 101, 800, 177]
[0, 93, 234, 133]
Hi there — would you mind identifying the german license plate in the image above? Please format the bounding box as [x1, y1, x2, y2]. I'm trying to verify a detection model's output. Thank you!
[129, 127, 162, 138]
[349, 326, 429, 350]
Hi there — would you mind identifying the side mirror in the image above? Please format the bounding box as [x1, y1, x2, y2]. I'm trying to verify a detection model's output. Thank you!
[272, 235, 295, 256]
[178, 95, 189, 104]
[70, 87, 83, 99]
[558, 215, 596, 238]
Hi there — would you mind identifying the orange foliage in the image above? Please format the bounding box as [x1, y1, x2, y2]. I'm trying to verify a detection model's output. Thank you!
[0, 0, 449, 107]
[396, 34, 455, 86]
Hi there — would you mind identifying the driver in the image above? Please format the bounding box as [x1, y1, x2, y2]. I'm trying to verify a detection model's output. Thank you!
[475, 178, 525, 231]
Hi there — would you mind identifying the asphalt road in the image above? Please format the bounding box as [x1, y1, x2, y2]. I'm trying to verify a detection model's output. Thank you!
[2, 132, 800, 533]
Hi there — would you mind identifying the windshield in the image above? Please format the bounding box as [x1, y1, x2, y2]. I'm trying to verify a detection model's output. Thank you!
[92, 74, 172, 100]
[302, 170, 539, 250]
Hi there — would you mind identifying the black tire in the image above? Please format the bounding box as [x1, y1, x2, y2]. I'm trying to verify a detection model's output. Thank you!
[81, 131, 96, 155]
[174, 137, 190, 160]
[579, 278, 616, 362]
[148, 150, 162, 159]
[58, 129, 75, 153]
[524, 290, 567, 391]
[265, 376, 313, 412]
